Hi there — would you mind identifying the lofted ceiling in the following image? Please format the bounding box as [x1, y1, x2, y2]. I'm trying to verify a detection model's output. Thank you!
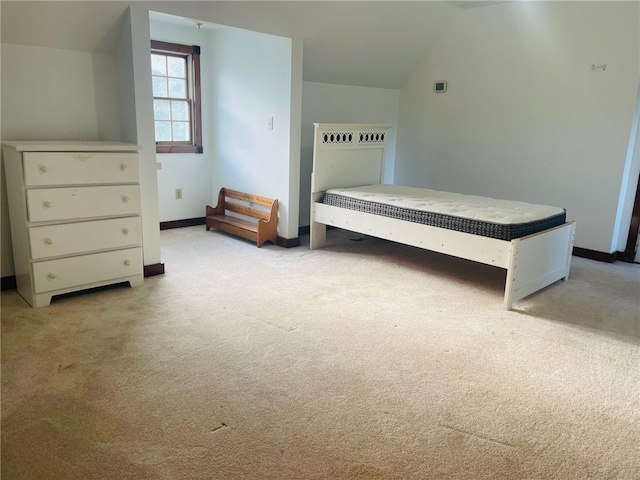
[1, 2, 131, 55]
[0, 1, 506, 89]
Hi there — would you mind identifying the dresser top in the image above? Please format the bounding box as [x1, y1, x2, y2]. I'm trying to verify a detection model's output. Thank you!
[2, 141, 142, 152]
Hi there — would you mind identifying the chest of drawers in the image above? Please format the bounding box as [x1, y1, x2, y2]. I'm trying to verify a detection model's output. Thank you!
[3, 141, 144, 307]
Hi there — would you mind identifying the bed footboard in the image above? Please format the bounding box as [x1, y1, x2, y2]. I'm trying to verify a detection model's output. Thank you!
[503, 222, 576, 310]
[309, 123, 576, 311]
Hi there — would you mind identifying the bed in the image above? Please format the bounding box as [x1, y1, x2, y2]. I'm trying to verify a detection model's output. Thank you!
[309, 123, 576, 310]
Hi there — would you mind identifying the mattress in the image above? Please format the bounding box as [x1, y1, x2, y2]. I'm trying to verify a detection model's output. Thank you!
[322, 185, 566, 241]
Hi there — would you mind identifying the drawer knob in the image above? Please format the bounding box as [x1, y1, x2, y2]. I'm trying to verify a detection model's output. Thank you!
[122, 196, 130, 203]
[47, 273, 57, 280]
[44, 238, 53, 245]
[124, 260, 131, 266]
[120, 163, 128, 171]
[122, 228, 130, 235]
[43, 200, 51, 208]
[39, 165, 48, 173]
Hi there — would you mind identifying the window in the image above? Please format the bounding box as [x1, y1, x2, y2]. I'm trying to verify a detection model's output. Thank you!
[151, 40, 203, 154]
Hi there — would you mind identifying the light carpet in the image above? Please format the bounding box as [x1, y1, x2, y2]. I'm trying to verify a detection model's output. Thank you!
[2, 226, 639, 479]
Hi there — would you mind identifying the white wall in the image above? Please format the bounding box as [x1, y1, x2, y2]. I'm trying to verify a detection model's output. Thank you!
[1, 43, 121, 277]
[209, 26, 299, 238]
[395, 1, 639, 253]
[299, 81, 400, 227]
[1, 44, 121, 142]
[118, 5, 161, 268]
[149, 16, 214, 223]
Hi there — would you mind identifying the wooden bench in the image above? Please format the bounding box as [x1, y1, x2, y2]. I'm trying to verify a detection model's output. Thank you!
[205, 188, 278, 247]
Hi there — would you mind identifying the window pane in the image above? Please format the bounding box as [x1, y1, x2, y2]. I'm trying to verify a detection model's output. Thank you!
[167, 56, 186, 78]
[153, 100, 171, 120]
[172, 122, 190, 141]
[152, 77, 167, 97]
[154, 121, 171, 141]
[151, 54, 166, 76]
[168, 78, 186, 99]
[150, 42, 201, 151]
[171, 101, 189, 121]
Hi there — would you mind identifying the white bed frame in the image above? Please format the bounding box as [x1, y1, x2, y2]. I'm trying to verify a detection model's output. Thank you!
[309, 123, 576, 310]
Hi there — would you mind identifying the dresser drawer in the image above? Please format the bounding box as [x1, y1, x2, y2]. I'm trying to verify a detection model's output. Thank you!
[29, 217, 142, 260]
[32, 247, 143, 293]
[26, 185, 141, 222]
[23, 152, 139, 186]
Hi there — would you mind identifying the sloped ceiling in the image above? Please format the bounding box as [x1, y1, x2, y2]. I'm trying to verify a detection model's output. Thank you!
[0, 1, 131, 54]
[1, 1, 467, 89]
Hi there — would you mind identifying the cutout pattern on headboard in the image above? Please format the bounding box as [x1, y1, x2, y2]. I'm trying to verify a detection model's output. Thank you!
[359, 132, 386, 144]
[322, 132, 354, 144]
[321, 130, 387, 145]
[312, 124, 392, 194]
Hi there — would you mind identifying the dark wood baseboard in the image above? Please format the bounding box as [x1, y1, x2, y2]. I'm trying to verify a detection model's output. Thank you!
[298, 225, 310, 236]
[572, 247, 619, 263]
[144, 263, 165, 277]
[619, 249, 638, 263]
[1, 275, 17, 291]
[277, 236, 301, 248]
[160, 217, 205, 230]
[298, 225, 337, 236]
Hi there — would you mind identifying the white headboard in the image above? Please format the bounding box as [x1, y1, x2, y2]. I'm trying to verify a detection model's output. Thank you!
[311, 123, 392, 196]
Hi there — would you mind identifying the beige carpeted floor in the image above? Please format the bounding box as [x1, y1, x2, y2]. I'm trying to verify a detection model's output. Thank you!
[2, 226, 639, 479]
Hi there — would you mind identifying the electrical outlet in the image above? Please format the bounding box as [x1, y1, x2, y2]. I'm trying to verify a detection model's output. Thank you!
[157, 162, 162, 170]
[175, 188, 182, 200]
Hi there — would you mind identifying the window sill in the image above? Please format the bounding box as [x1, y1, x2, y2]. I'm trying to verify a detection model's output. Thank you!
[156, 145, 203, 154]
